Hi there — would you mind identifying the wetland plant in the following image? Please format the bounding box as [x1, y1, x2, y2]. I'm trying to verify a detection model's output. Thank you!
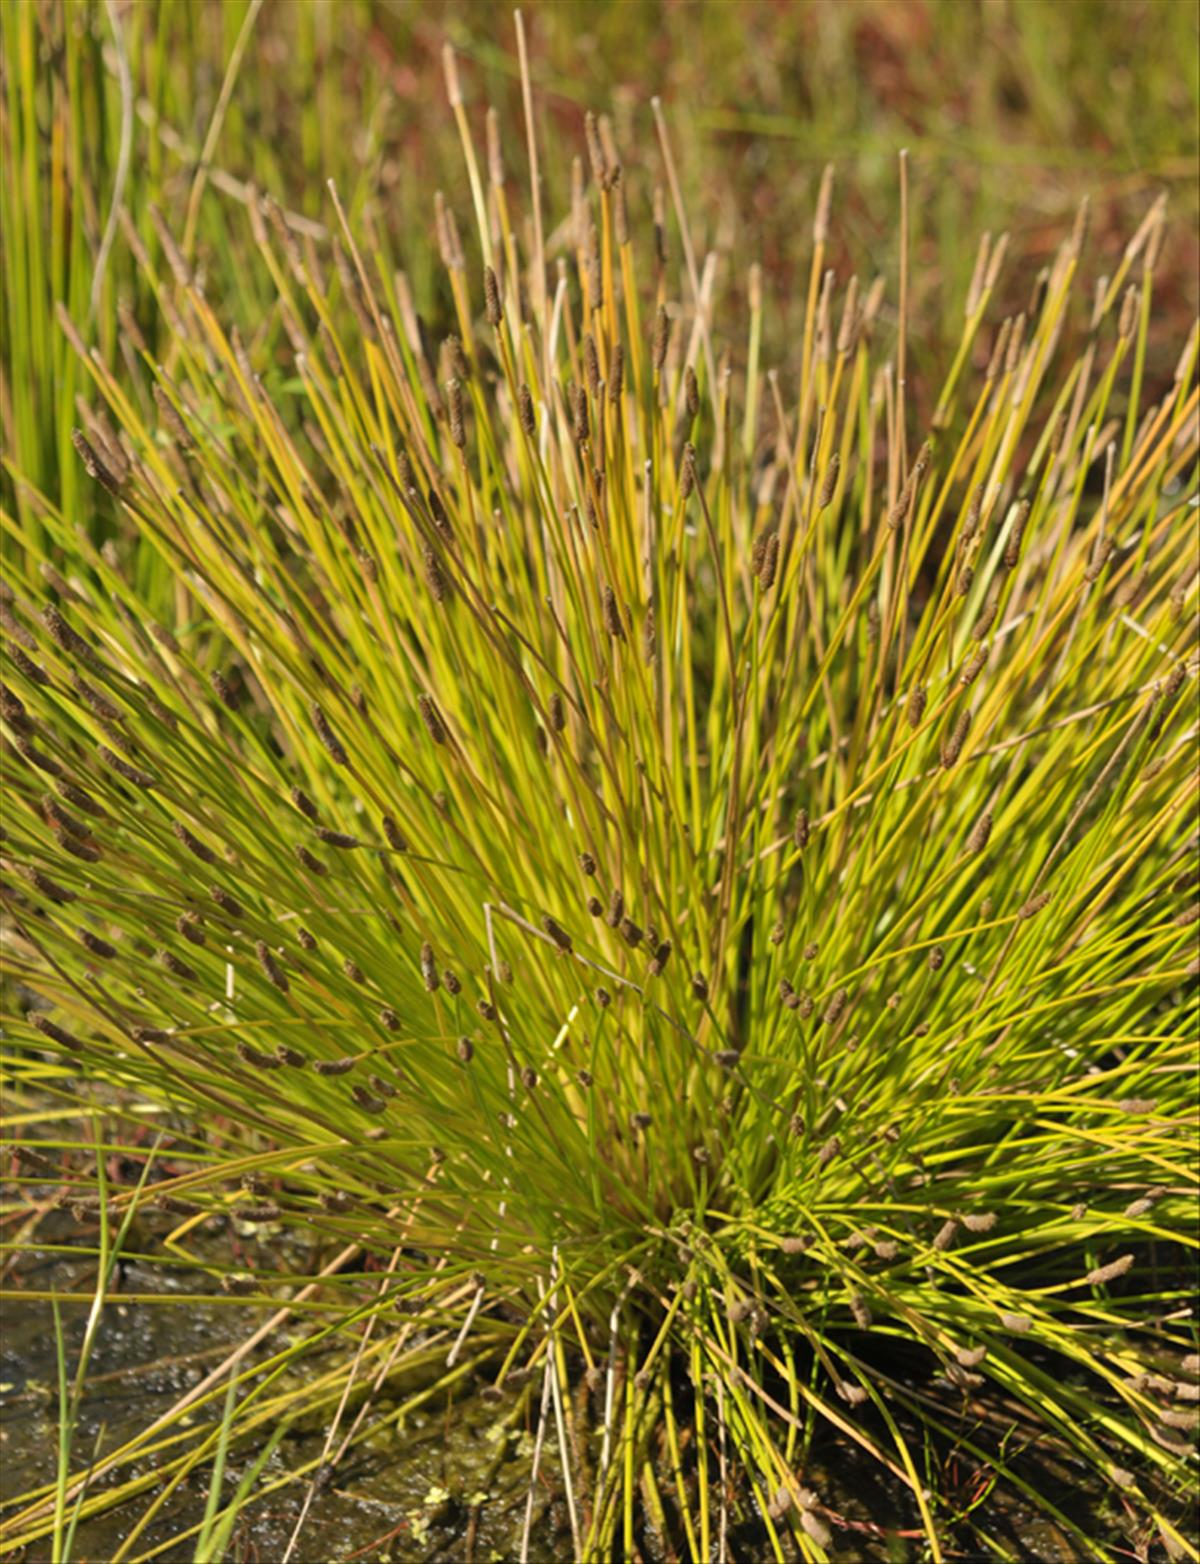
[2, 30, 1198, 1562]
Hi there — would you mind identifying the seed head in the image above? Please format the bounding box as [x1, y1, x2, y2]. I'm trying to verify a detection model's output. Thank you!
[652, 306, 668, 373]
[71, 429, 122, 495]
[794, 808, 810, 850]
[758, 532, 780, 592]
[447, 378, 466, 449]
[255, 940, 289, 993]
[608, 342, 625, 405]
[311, 703, 348, 766]
[1086, 1254, 1134, 1286]
[313, 1057, 356, 1076]
[158, 949, 198, 982]
[518, 383, 536, 436]
[602, 585, 625, 639]
[1017, 890, 1051, 920]
[31, 1013, 83, 1052]
[173, 821, 217, 863]
[542, 914, 573, 952]
[822, 988, 848, 1026]
[418, 694, 447, 744]
[818, 454, 840, 509]
[456, 1036, 474, 1063]
[420, 943, 439, 991]
[941, 708, 972, 769]
[817, 1135, 840, 1169]
[237, 1041, 281, 1070]
[484, 264, 503, 327]
[294, 843, 328, 876]
[685, 364, 700, 419]
[1004, 500, 1031, 570]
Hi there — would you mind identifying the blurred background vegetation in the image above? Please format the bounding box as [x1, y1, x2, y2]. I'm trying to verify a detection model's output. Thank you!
[3, 0, 1197, 532]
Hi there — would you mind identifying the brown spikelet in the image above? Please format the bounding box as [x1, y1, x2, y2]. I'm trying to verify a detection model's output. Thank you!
[311, 703, 348, 766]
[973, 583, 1001, 641]
[758, 533, 780, 592]
[547, 691, 566, 734]
[316, 827, 360, 849]
[1017, 890, 1051, 920]
[652, 306, 669, 373]
[421, 544, 449, 604]
[818, 454, 840, 509]
[255, 940, 289, 993]
[99, 746, 155, 787]
[236, 1041, 281, 1070]
[314, 1057, 356, 1077]
[381, 814, 406, 852]
[602, 585, 625, 640]
[685, 364, 700, 419]
[960, 646, 989, 688]
[1085, 1253, 1134, 1286]
[541, 914, 573, 952]
[43, 605, 98, 666]
[153, 384, 192, 450]
[294, 844, 326, 876]
[679, 442, 696, 499]
[350, 1084, 387, 1114]
[418, 694, 447, 744]
[447, 378, 466, 449]
[176, 912, 205, 947]
[71, 429, 122, 495]
[518, 383, 536, 436]
[607, 344, 625, 408]
[906, 686, 927, 728]
[822, 988, 848, 1025]
[20, 865, 76, 903]
[1004, 500, 1031, 570]
[961, 1211, 997, 1234]
[41, 793, 84, 838]
[966, 812, 993, 855]
[238, 1201, 282, 1223]
[570, 381, 589, 446]
[933, 1218, 959, 1252]
[794, 808, 810, 850]
[1000, 1312, 1032, 1333]
[649, 940, 673, 976]
[928, 945, 945, 972]
[941, 708, 972, 769]
[78, 928, 117, 959]
[31, 1013, 84, 1052]
[583, 333, 601, 401]
[173, 821, 217, 863]
[419, 942, 439, 991]
[483, 264, 503, 327]
[158, 948, 198, 983]
[818, 1135, 841, 1169]
[584, 110, 608, 189]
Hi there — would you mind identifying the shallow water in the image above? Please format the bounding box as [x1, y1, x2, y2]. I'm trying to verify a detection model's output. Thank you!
[1, 1214, 1191, 1561]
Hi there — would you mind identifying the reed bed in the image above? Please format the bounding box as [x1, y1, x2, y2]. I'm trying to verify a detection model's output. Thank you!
[2, 23, 1198, 1560]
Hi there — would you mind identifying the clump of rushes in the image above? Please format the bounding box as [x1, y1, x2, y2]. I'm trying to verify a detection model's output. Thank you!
[2, 37, 1198, 1563]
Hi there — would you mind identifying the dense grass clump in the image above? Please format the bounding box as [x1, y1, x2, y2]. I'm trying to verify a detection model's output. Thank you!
[2, 33, 1198, 1561]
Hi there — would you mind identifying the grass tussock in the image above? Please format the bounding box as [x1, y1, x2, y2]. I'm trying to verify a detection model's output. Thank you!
[2, 21, 1199, 1562]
